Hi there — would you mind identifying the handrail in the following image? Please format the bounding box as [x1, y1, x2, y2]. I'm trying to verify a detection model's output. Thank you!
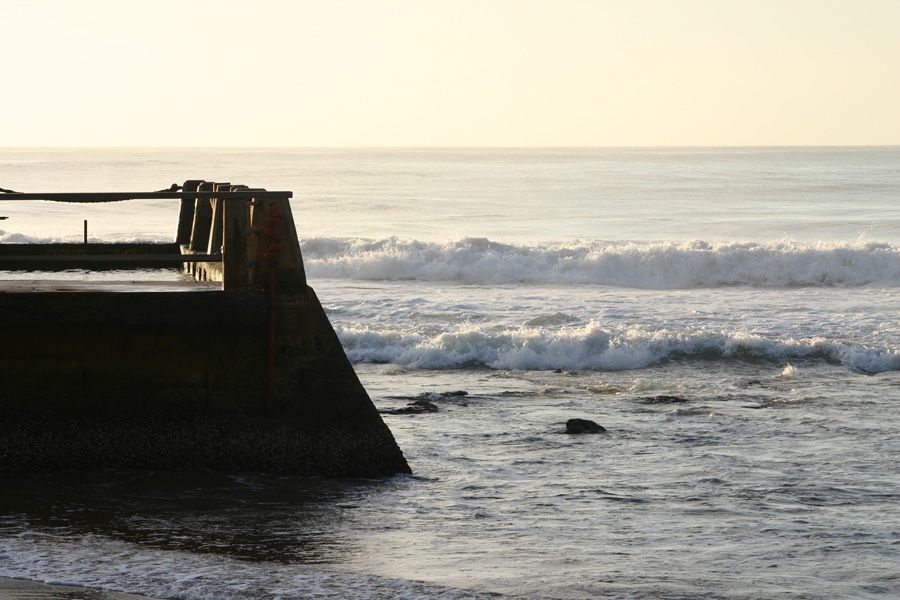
[0, 191, 292, 203]
[0, 179, 305, 291]
[0, 254, 222, 264]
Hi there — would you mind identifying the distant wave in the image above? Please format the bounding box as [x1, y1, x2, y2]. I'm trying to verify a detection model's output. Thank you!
[302, 237, 900, 288]
[336, 323, 900, 373]
[0, 230, 169, 244]
[0, 230, 58, 243]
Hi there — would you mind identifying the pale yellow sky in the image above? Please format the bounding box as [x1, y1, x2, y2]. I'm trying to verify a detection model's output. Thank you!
[2, 0, 898, 146]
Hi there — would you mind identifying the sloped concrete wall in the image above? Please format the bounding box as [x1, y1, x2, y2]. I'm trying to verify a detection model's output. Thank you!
[0, 286, 410, 476]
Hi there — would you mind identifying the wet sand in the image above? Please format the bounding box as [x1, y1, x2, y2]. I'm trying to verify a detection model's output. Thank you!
[0, 578, 159, 600]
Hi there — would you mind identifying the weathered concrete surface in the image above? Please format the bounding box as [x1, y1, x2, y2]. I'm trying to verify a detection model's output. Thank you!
[0, 243, 182, 270]
[0, 286, 410, 476]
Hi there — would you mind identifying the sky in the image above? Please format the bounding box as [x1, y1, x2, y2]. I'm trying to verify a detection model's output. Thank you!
[1, 0, 898, 147]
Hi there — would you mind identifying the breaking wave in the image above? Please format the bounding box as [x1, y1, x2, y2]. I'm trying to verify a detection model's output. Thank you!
[0, 230, 59, 243]
[336, 323, 900, 373]
[0, 230, 169, 244]
[302, 237, 900, 288]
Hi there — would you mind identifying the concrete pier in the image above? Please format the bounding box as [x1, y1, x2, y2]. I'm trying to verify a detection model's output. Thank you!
[0, 182, 410, 476]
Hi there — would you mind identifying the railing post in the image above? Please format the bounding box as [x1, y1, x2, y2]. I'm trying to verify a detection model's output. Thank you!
[222, 189, 250, 291]
[176, 180, 203, 244]
[207, 182, 230, 255]
[248, 189, 265, 286]
[189, 181, 215, 252]
[247, 193, 306, 291]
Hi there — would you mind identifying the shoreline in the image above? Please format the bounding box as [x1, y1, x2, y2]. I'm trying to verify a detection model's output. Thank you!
[0, 577, 159, 600]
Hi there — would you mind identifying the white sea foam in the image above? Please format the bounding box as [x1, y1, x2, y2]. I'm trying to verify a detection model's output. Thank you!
[0, 533, 481, 600]
[0, 230, 57, 244]
[302, 237, 900, 288]
[0, 229, 170, 244]
[780, 364, 798, 379]
[336, 322, 900, 373]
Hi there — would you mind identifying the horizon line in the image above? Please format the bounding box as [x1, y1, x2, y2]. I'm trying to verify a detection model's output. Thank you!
[1, 144, 899, 151]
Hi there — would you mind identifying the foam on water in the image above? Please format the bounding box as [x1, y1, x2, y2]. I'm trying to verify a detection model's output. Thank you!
[301, 237, 900, 288]
[336, 322, 900, 373]
[0, 229, 68, 244]
[0, 229, 170, 244]
[0, 531, 485, 600]
[780, 363, 798, 379]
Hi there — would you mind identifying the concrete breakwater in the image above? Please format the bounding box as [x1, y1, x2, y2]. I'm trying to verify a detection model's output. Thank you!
[0, 181, 410, 476]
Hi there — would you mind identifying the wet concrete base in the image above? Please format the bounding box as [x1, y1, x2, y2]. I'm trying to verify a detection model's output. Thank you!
[0, 419, 408, 476]
[0, 286, 410, 476]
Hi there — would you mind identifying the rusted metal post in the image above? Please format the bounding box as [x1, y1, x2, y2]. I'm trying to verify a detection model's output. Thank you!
[83, 220, 87, 244]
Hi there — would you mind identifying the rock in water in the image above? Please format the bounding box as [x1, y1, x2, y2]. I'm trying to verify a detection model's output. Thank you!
[640, 395, 689, 404]
[565, 418, 606, 434]
[382, 399, 440, 415]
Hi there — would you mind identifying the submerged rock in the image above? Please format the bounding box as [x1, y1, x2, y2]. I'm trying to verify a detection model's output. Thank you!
[389, 390, 468, 402]
[381, 399, 440, 415]
[565, 418, 606, 434]
[640, 395, 689, 404]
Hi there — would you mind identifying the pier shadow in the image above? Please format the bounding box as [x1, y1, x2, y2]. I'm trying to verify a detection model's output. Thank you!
[0, 470, 395, 564]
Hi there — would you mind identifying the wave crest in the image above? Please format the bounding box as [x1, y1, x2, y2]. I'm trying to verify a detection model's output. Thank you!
[336, 322, 900, 373]
[302, 237, 900, 288]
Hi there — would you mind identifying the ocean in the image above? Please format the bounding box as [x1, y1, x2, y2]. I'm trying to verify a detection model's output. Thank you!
[0, 147, 898, 599]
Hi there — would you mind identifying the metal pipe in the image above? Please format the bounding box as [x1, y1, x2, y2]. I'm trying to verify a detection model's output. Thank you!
[0, 191, 292, 203]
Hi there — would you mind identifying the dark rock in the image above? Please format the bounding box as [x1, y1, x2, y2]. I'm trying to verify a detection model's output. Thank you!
[640, 395, 689, 404]
[381, 399, 440, 415]
[565, 418, 606, 434]
[552, 368, 564, 373]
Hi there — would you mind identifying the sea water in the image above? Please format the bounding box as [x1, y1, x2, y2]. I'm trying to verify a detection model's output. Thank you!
[0, 148, 897, 599]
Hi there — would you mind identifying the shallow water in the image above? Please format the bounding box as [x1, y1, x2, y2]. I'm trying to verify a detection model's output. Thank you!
[0, 148, 898, 598]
